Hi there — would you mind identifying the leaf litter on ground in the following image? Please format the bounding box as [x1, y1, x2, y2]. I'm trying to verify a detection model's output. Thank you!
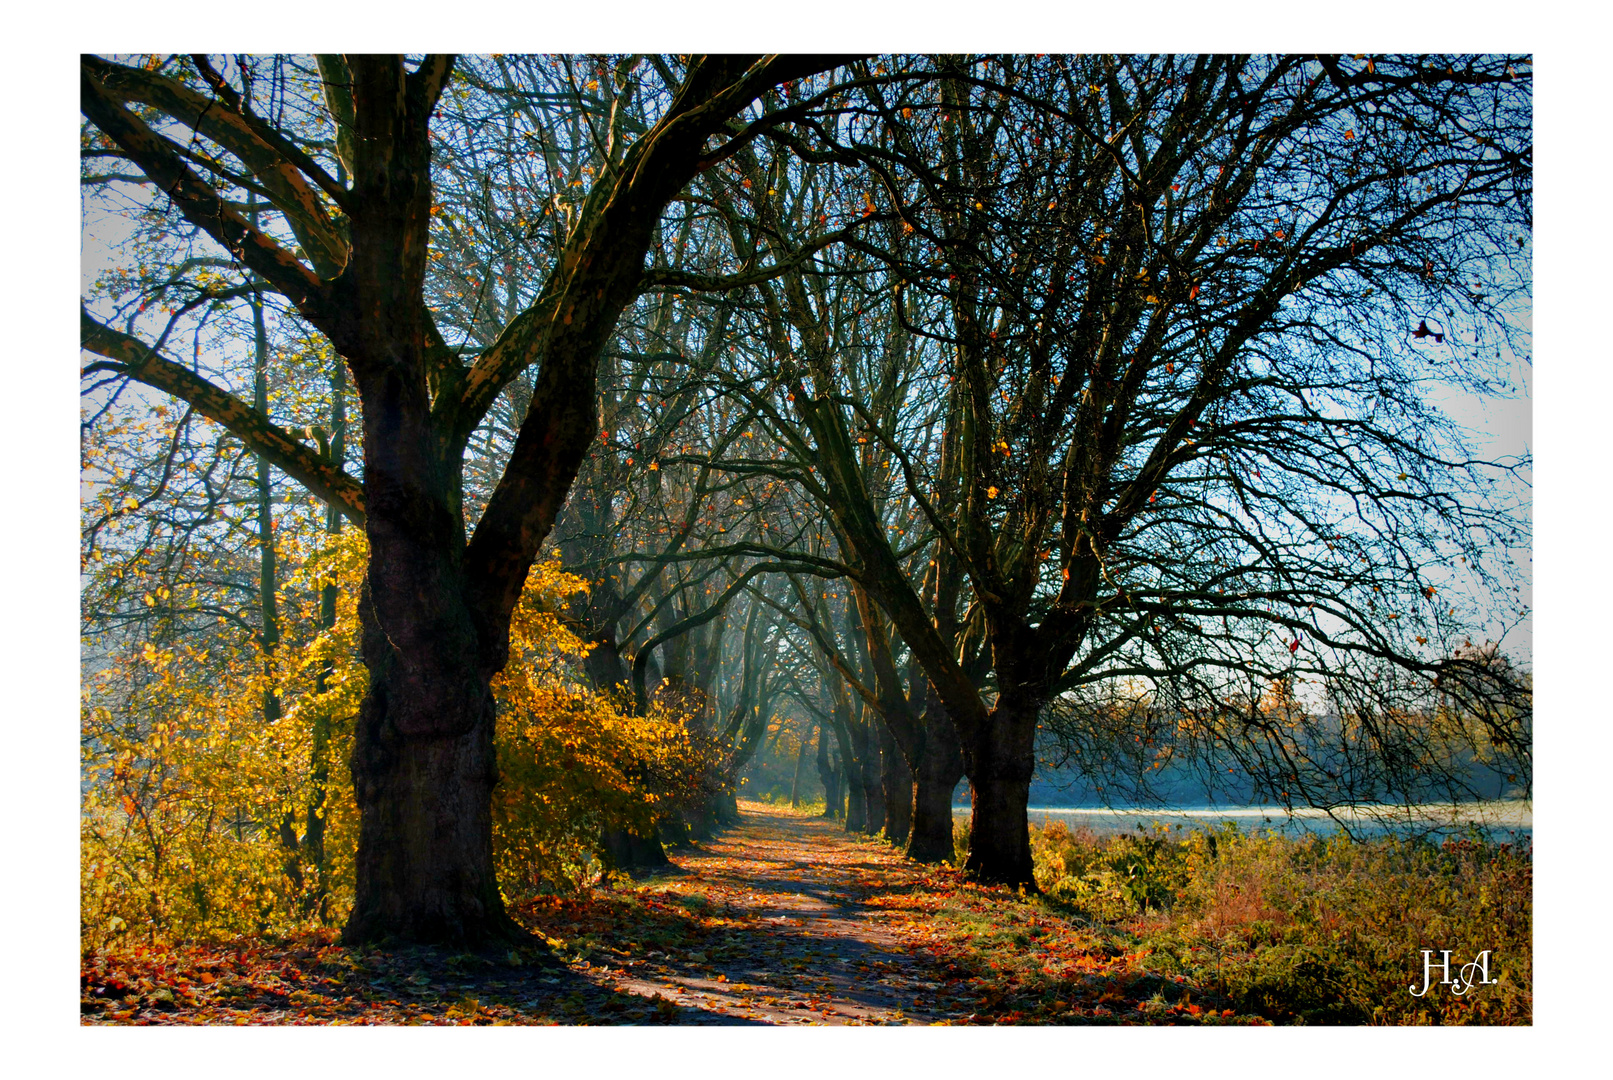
[82, 802, 1265, 1025]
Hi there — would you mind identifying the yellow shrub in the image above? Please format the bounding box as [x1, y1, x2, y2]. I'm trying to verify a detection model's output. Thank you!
[490, 556, 713, 896]
[82, 529, 708, 947]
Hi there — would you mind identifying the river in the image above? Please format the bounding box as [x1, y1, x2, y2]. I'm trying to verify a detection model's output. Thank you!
[952, 800, 1532, 842]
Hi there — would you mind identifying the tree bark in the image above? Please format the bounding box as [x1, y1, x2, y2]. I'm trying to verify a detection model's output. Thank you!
[582, 635, 631, 698]
[600, 827, 671, 871]
[908, 764, 960, 864]
[843, 747, 866, 832]
[905, 703, 964, 864]
[960, 697, 1040, 888]
[599, 823, 670, 870]
[344, 579, 523, 944]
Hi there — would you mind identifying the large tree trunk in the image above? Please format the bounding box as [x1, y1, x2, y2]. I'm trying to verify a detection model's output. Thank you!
[601, 823, 671, 869]
[961, 698, 1040, 888]
[905, 705, 964, 863]
[345, 581, 522, 944]
[333, 55, 523, 946]
[346, 716, 512, 944]
[909, 765, 960, 864]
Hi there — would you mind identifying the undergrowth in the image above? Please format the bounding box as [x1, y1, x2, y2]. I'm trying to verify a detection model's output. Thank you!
[941, 817, 1529, 1024]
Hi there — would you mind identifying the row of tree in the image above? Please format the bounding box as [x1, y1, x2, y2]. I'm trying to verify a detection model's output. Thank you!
[82, 53, 1532, 944]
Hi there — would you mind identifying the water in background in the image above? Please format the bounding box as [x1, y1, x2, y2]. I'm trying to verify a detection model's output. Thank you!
[952, 800, 1532, 843]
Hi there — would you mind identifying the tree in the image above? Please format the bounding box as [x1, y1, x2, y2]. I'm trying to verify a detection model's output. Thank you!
[83, 51, 1531, 920]
[622, 132, 973, 860]
[82, 53, 845, 944]
[681, 54, 1530, 885]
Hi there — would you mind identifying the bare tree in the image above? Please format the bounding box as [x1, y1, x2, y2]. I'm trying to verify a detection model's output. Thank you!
[694, 54, 1531, 884]
[82, 52, 846, 942]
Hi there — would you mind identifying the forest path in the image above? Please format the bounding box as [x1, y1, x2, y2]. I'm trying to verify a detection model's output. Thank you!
[81, 802, 985, 1026]
[570, 801, 972, 1024]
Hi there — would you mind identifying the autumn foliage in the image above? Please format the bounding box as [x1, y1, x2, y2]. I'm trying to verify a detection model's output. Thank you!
[82, 524, 713, 950]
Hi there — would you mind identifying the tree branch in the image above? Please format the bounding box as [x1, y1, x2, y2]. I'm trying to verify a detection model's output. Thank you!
[81, 308, 365, 523]
[81, 61, 339, 330]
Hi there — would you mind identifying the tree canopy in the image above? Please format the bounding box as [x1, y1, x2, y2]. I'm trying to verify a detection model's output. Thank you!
[82, 53, 1531, 939]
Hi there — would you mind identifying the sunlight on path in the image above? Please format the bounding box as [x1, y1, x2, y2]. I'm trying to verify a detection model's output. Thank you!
[588, 801, 970, 1025]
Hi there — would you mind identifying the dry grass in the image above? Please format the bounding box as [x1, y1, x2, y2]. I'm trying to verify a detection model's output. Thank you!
[1014, 819, 1531, 1024]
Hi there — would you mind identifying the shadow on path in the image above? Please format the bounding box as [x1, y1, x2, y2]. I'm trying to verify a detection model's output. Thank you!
[555, 802, 974, 1025]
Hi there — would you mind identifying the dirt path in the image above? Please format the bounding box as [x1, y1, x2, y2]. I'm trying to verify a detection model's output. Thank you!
[83, 802, 985, 1026]
[573, 801, 971, 1024]
[82, 802, 1248, 1026]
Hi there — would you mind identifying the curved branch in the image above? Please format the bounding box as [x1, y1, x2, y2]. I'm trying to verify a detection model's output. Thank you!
[631, 559, 837, 714]
[81, 61, 338, 329]
[81, 308, 365, 523]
